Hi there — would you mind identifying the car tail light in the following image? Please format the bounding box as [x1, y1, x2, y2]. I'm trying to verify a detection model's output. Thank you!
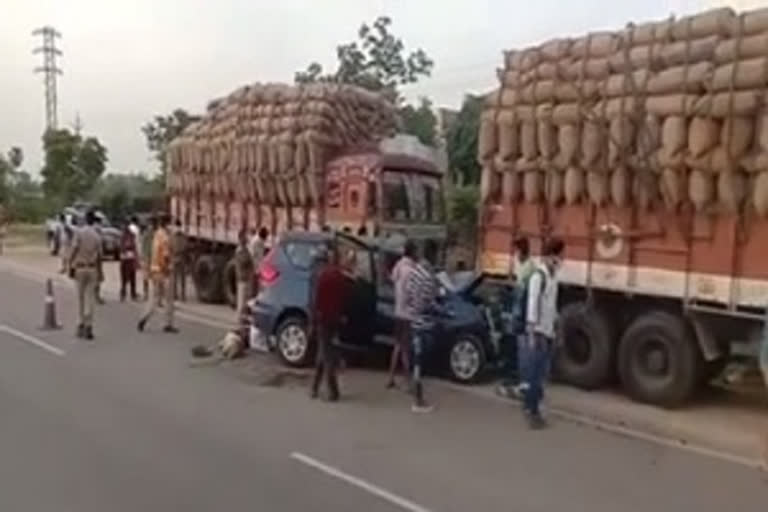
[258, 250, 280, 286]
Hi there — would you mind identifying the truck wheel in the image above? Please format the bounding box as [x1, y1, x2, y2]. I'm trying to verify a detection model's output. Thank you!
[193, 254, 223, 303]
[223, 259, 237, 309]
[554, 302, 615, 390]
[276, 315, 314, 368]
[618, 311, 701, 408]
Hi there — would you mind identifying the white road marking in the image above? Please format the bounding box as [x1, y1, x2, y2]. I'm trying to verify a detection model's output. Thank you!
[290, 452, 432, 512]
[0, 324, 65, 356]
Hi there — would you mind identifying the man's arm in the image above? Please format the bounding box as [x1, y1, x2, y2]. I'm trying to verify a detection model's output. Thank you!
[526, 271, 543, 328]
[69, 231, 81, 264]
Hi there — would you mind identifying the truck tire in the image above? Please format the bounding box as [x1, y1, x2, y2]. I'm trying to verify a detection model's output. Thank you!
[193, 254, 223, 304]
[223, 259, 237, 309]
[554, 301, 616, 390]
[618, 311, 702, 408]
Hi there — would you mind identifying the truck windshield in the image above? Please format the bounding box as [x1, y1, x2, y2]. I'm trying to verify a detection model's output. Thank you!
[381, 169, 443, 223]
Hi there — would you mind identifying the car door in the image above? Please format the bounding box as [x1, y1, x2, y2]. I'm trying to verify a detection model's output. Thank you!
[336, 235, 377, 348]
[374, 249, 399, 346]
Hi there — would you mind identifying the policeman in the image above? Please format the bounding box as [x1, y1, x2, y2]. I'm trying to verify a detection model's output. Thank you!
[68, 210, 103, 340]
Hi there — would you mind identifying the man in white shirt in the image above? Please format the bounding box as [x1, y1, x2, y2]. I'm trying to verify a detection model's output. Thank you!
[522, 237, 564, 429]
[386, 240, 418, 389]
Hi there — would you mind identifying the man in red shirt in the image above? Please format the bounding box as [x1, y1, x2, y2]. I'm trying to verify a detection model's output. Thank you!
[310, 246, 352, 401]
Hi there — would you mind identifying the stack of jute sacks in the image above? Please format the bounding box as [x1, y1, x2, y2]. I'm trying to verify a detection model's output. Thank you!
[166, 83, 397, 208]
[479, 6, 768, 216]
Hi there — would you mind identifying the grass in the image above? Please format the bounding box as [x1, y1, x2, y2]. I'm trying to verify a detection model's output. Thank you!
[3, 223, 46, 248]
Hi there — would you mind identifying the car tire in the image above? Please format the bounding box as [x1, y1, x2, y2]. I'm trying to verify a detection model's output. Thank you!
[446, 333, 486, 384]
[276, 315, 314, 368]
[618, 311, 702, 408]
[554, 301, 616, 390]
[193, 254, 223, 303]
[223, 259, 237, 309]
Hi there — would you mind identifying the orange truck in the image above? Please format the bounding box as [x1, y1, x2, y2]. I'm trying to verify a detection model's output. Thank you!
[170, 136, 445, 305]
[478, 6, 768, 406]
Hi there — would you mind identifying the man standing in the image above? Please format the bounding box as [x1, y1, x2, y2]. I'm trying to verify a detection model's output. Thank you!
[171, 220, 188, 302]
[68, 210, 102, 340]
[119, 222, 139, 301]
[310, 246, 351, 402]
[234, 229, 254, 319]
[403, 240, 441, 413]
[249, 227, 269, 263]
[522, 237, 564, 429]
[386, 240, 417, 389]
[140, 217, 156, 301]
[137, 214, 177, 333]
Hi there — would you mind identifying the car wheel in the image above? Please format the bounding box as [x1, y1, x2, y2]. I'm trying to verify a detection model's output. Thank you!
[276, 316, 313, 368]
[447, 334, 486, 384]
[618, 311, 702, 408]
[554, 301, 616, 390]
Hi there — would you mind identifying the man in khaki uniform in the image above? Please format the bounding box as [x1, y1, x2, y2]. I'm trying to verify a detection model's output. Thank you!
[68, 210, 102, 340]
[137, 214, 177, 333]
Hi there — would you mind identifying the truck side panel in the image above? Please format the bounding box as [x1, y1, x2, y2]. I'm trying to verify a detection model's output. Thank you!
[480, 202, 768, 310]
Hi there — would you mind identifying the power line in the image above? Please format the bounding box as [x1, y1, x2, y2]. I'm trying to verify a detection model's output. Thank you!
[32, 26, 62, 132]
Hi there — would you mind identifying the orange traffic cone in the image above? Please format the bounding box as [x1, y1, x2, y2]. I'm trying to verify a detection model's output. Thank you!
[40, 278, 61, 330]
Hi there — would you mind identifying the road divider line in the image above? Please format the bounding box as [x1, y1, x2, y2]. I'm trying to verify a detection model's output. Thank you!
[290, 452, 432, 512]
[0, 324, 65, 356]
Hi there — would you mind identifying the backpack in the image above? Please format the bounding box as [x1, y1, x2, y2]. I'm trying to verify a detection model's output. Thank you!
[509, 267, 546, 336]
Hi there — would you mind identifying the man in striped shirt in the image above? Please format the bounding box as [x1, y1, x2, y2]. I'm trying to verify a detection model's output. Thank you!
[403, 240, 441, 413]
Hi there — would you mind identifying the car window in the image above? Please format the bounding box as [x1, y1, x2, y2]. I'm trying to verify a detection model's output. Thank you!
[337, 239, 374, 283]
[283, 241, 329, 270]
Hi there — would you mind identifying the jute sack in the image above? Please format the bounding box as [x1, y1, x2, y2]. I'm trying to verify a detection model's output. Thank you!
[497, 109, 519, 160]
[515, 157, 539, 173]
[505, 49, 541, 71]
[717, 171, 747, 213]
[608, 117, 635, 167]
[720, 117, 753, 159]
[562, 58, 611, 80]
[571, 32, 618, 58]
[714, 33, 768, 63]
[586, 171, 609, 206]
[710, 58, 768, 92]
[610, 167, 631, 207]
[564, 166, 585, 205]
[537, 113, 557, 159]
[633, 173, 659, 210]
[647, 62, 713, 94]
[753, 171, 768, 216]
[478, 112, 498, 161]
[501, 70, 534, 88]
[545, 172, 564, 206]
[480, 165, 502, 203]
[540, 38, 572, 60]
[660, 116, 687, 156]
[552, 104, 581, 124]
[608, 45, 662, 72]
[581, 121, 603, 167]
[686, 146, 740, 174]
[670, 8, 734, 40]
[636, 114, 662, 158]
[602, 70, 652, 97]
[556, 124, 579, 168]
[519, 80, 598, 103]
[521, 122, 538, 159]
[645, 94, 699, 116]
[693, 90, 764, 117]
[659, 36, 720, 67]
[494, 154, 515, 173]
[689, 169, 715, 211]
[729, 7, 768, 36]
[621, 19, 673, 46]
[523, 171, 543, 203]
[501, 171, 521, 202]
[688, 117, 721, 157]
[660, 168, 687, 210]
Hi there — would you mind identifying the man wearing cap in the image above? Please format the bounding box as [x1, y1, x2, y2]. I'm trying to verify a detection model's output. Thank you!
[68, 210, 103, 340]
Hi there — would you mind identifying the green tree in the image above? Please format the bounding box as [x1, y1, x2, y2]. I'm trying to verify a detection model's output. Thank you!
[0, 146, 24, 204]
[399, 97, 438, 146]
[446, 95, 483, 185]
[295, 16, 437, 145]
[447, 184, 479, 251]
[90, 172, 165, 221]
[40, 129, 108, 206]
[141, 109, 201, 175]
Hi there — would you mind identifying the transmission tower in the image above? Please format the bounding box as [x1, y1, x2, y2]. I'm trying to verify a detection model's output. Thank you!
[32, 26, 62, 131]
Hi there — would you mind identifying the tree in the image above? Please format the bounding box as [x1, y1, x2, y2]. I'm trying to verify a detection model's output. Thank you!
[0, 146, 24, 204]
[40, 129, 108, 206]
[446, 95, 483, 185]
[295, 16, 438, 145]
[141, 109, 201, 175]
[399, 97, 438, 146]
[89, 172, 165, 221]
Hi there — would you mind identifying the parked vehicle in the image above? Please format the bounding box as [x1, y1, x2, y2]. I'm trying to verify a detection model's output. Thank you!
[46, 207, 121, 260]
[249, 231, 497, 383]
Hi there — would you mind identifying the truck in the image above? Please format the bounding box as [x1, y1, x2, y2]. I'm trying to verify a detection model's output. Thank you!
[478, 6, 768, 407]
[167, 83, 446, 307]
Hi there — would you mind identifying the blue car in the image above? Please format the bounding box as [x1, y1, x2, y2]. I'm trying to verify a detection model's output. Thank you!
[249, 231, 500, 383]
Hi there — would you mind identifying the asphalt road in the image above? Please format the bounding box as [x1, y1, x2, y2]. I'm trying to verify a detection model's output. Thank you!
[0, 267, 766, 511]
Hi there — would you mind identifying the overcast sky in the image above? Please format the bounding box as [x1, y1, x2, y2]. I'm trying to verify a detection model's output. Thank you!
[0, 0, 750, 176]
